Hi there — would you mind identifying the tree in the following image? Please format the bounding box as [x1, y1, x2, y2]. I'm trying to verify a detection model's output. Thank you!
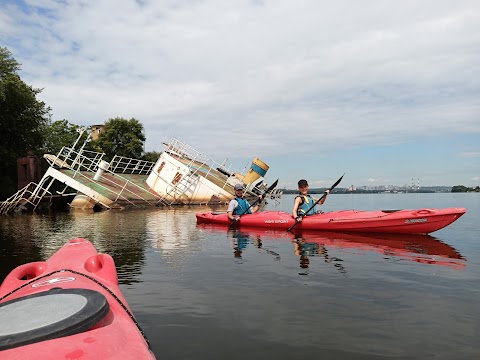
[451, 185, 472, 192]
[142, 151, 161, 163]
[42, 119, 87, 155]
[93, 117, 145, 161]
[0, 47, 51, 199]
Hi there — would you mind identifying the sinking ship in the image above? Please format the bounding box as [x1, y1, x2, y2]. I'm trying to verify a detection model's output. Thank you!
[1, 138, 278, 214]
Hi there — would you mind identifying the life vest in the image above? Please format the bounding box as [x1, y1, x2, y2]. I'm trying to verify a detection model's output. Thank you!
[233, 197, 251, 215]
[296, 195, 316, 216]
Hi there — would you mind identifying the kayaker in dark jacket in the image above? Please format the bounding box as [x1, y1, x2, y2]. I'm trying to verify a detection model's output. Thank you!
[291, 179, 330, 221]
[227, 184, 263, 222]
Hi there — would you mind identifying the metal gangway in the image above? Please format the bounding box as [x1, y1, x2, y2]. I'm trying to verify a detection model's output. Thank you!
[0, 182, 52, 215]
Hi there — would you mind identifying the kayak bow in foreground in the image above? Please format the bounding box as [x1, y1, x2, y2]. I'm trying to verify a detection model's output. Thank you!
[196, 207, 466, 234]
[0, 238, 155, 359]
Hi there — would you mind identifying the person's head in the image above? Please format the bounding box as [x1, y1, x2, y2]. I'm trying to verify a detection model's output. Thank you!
[234, 184, 244, 196]
[297, 179, 308, 195]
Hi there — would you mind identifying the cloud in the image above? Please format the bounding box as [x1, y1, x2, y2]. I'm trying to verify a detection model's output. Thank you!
[1, 0, 479, 186]
[458, 152, 480, 158]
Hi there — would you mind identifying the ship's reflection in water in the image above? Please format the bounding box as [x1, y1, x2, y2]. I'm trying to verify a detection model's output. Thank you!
[197, 224, 466, 271]
[145, 208, 203, 257]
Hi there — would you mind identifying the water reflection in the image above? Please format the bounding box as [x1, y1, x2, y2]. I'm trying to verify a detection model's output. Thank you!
[228, 229, 249, 259]
[227, 229, 281, 261]
[197, 224, 466, 270]
[145, 208, 203, 260]
[0, 210, 153, 284]
[292, 236, 346, 276]
[289, 230, 466, 270]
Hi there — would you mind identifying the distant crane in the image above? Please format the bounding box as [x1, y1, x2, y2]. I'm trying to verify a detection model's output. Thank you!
[411, 178, 420, 190]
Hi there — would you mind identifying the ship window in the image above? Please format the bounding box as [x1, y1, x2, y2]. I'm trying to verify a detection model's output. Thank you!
[172, 172, 182, 185]
[157, 162, 165, 174]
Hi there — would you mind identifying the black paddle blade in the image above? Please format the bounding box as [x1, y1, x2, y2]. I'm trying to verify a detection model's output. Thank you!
[265, 179, 279, 195]
[329, 173, 345, 191]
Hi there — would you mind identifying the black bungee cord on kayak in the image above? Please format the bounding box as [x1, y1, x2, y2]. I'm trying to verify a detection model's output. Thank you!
[0, 268, 152, 351]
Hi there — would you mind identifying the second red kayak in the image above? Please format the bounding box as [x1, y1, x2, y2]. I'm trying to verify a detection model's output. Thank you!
[196, 207, 466, 234]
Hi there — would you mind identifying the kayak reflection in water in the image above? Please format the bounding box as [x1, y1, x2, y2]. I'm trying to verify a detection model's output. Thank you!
[293, 236, 346, 276]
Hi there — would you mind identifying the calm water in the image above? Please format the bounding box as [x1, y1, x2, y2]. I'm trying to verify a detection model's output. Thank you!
[1, 193, 479, 359]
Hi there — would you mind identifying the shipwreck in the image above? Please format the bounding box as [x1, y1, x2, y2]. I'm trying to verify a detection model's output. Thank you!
[0, 137, 278, 214]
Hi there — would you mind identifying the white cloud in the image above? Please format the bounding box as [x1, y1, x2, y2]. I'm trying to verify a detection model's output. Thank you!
[1, 0, 480, 186]
[459, 152, 480, 158]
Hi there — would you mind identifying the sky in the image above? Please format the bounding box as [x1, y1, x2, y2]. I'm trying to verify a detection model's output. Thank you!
[1, 0, 479, 189]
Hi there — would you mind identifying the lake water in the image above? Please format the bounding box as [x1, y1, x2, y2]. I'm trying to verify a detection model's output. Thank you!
[1, 193, 479, 359]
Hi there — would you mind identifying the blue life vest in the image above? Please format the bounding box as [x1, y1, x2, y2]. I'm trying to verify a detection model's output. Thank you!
[233, 197, 251, 215]
[295, 240, 318, 256]
[296, 195, 316, 216]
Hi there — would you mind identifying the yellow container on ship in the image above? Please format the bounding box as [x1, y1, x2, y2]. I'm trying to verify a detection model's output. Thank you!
[243, 158, 269, 184]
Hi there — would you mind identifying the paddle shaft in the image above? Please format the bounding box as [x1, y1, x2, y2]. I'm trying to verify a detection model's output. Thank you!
[287, 174, 344, 232]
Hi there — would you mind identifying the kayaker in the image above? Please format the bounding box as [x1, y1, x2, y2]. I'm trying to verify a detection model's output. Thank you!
[291, 179, 330, 221]
[227, 184, 263, 222]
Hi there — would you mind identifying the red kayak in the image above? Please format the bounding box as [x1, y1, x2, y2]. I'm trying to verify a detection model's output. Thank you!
[0, 238, 155, 359]
[196, 207, 466, 234]
[197, 224, 465, 269]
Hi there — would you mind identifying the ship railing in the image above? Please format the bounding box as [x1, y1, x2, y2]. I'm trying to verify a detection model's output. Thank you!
[158, 139, 262, 205]
[164, 138, 235, 187]
[0, 182, 51, 215]
[165, 138, 209, 165]
[165, 138, 232, 176]
[44, 147, 162, 207]
[45, 146, 106, 174]
[110, 155, 154, 174]
[157, 139, 225, 205]
[46, 147, 154, 176]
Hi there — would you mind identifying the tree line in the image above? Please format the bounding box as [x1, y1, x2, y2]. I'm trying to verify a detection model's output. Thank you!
[451, 185, 480, 193]
[0, 47, 159, 200]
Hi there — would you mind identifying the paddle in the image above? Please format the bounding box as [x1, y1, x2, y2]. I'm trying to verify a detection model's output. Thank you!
[228, 179, 279, 226]
[287, 174, 345, 232]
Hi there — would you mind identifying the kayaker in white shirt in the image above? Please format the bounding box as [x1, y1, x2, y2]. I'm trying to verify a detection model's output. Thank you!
[227, 184, 263, 222]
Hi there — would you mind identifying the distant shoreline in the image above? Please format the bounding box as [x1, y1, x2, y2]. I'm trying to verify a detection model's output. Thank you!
[281, 188, 477, 194]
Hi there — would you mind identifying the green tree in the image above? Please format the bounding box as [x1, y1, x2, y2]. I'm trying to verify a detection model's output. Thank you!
[451, 185, 468, 192]
[43, 119, 88, 155]
[142, 151, 161, 163]
[93, 117, 145, 161]
[0, 47, 51, 199]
